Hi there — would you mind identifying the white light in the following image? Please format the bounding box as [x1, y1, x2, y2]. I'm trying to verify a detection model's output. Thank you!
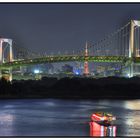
[134, 20, 140, 27]
[75, 72, 79, 75]
[127, 73, 131, 78]
[34, 69, 40, 74]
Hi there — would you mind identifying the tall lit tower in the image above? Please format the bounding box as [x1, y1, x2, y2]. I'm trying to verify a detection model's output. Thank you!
[84, 42, 89, 75]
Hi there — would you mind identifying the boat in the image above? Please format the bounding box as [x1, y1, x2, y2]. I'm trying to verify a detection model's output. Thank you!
[91, 112, 116, 125]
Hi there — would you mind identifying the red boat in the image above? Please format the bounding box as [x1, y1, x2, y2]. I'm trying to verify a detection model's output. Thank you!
[91, 112, 116, 124]
[89, 112, 117, 137]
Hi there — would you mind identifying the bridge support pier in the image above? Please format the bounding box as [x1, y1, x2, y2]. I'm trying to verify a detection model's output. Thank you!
[129, 63, 133, 78]
[1, 68, 12, 81]
[20, 66, 24, 76]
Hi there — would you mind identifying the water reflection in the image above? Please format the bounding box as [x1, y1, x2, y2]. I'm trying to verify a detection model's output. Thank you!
[0, 114, 14, 122]
[89, 121, 117, 137]
[0, 99, 138, 136]
[123, 100, 140, 136]
[0, 113, 15, 136]
[124, 100, 140, 110]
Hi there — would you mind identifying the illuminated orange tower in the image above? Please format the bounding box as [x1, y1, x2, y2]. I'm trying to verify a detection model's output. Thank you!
[84, 42, 89, 75]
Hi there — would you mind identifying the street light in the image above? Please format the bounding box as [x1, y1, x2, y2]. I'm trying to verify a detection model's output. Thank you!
[34, 69, 40, 74]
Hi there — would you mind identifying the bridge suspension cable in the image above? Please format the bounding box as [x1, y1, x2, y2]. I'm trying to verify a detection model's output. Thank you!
[90, 22, 131, 57]
[12, 41, 42, 60]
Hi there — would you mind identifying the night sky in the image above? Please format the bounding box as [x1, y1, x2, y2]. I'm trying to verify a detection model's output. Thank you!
[0, 3, 140, 54]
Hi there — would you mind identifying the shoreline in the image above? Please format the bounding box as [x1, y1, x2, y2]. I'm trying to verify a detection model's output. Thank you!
[0, 76, 140, 100]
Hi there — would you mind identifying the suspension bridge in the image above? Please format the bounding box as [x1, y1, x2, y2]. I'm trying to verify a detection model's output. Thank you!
[0, 19, 140, 81]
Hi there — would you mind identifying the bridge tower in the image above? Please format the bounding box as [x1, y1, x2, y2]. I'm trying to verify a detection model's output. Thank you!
[128, 20, 135, 78]
[0, 38, 13, 81]
[129, 20, 140, 77]
[0, 38, 13, 63]
[84, 42, 89, 76]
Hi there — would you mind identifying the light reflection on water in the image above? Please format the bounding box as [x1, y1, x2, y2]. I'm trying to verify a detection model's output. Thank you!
[0, 99, 139, 136]
[123, 100, 140, 136]
[124, 100, 140, 110]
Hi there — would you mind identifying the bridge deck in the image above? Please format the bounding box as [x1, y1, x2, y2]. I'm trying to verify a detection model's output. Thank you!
[0, 55, 132, 69]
